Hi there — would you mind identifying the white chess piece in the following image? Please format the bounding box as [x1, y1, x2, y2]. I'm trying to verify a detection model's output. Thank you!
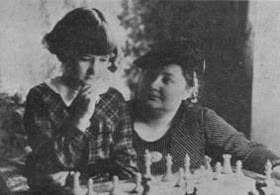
[184, 153, 192, 180]
[264, 160, 274, 195]
[132, 172, 144, 194]
[144, 150, 152, 179]
[185, 179, 196, 195]
[198, 165, 207, 184]
[235, 160, 244, 178]
[222, 154, 233, 174]
[175, 167, 185, 187]
[265, 160, 272, 180]
[110, 175, 120, 195]
[204, 156, 212, 171]
[204, 155, 213, 178]
[142, 178, 153, 195]
[162, 154, 173, 182]
[213, 162, 222, 180]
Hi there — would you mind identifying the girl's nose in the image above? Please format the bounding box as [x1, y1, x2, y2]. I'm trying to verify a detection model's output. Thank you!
[87, 65, 94, 75]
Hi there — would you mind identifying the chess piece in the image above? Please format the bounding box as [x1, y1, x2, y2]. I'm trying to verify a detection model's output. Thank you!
[162, 154, 173, 182]
[110, 175, 120, 195]
[142, 178, 152, 195]
[204, 156, 213, 179]
[175, 167, 185, 187]
[204, 156, 212, 172]
[198, 165, 206, 184]
[184, 153, 192, 180]
[265, 160, 272, 181]
[144, 150, 152, 179]
[185, 179, 196, 195]
[132, 172, 144, 194]
[222, 154, 233, 174]
[264, 161, 274, 195]
[235, 160, 244, 178]
[213, 162, 222, 180]
[87, 178, 97, 195]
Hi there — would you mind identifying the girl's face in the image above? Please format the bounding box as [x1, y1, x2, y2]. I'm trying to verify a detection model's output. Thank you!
[64, 54, 111, 86]
[137, 64, 192, 112]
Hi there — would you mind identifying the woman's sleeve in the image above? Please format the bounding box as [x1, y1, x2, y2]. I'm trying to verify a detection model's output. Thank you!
[24, 88, 87, 173]
[203, 108, 280, 174]
[111, 101, 138, 179]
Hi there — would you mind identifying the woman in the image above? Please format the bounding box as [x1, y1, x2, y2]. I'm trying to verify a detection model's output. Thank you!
[24, 7, 137, 194]
[130, 39, 280, 177]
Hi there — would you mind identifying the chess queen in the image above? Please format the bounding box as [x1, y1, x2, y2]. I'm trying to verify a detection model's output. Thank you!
[129, 39, 280, 177]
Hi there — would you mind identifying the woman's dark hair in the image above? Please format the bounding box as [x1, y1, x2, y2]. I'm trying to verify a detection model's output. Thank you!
[134, 39, 206, 102]
[43, 7, 118, 70]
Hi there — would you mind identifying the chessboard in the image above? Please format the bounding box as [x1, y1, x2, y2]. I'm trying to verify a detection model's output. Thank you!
[83, 153, 280, 195]
[87, 171, 280, 195]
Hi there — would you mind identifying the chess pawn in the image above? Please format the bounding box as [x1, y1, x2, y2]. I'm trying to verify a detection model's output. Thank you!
[235, 160, 244, 178]
[265, 160, 272, 181]
[144, 150, 152, 179]
[222, 154, 233, 174]
[204, 156, 212, 172]
[110, 175, 120, 195]
[132, 172, 144, 194]
[213, 162, 222, 180]
[162, 154, 173, 182]
[198, 165, 206, 184]
[204, 156, 213, 178]
[175, 167, 185, 187]
[184, 153, 192, 180]
[142, 178, 153, 195]
[185, 179, 196, 195]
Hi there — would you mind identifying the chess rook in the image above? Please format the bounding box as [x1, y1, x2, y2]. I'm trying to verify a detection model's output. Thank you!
[222, 154, 233, 174]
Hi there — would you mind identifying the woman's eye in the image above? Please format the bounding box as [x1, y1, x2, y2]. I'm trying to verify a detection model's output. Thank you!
[162, 77, 174, 84]
[80, 57, 91, 62]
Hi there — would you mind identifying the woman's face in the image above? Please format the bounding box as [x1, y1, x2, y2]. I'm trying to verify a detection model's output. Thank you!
[64, 54, 111, 86]
[137, 64, 192, 112]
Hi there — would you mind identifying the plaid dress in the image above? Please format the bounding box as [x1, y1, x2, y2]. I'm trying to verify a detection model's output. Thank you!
[24, 83, 137, 191]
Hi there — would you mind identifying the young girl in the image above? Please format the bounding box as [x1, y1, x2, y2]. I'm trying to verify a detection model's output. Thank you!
[24, 7, 137, 195]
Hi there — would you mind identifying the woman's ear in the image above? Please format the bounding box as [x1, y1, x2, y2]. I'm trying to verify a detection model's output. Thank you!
[183, 86, 193, 100]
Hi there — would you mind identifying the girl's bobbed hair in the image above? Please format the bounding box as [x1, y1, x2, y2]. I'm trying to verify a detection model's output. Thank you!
[43, 7, 117, 64]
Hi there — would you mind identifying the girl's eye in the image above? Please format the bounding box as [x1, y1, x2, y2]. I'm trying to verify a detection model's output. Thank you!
[99, 58, 109, 63]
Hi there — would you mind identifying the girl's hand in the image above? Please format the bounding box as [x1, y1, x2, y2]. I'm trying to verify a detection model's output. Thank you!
[48, 171, 69, 186]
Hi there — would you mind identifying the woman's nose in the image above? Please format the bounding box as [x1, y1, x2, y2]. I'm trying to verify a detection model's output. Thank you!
[151, 76, 162, 90]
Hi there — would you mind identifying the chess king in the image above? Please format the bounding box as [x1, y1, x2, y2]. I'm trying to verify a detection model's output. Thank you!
[129, 39, 280, 178]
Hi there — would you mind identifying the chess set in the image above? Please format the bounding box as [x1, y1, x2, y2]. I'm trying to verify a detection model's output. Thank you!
[87, 151, 280, 195]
